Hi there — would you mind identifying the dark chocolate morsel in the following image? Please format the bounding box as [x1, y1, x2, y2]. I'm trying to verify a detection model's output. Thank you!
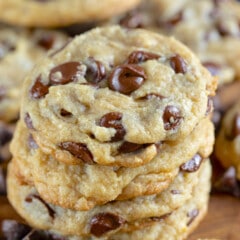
[90, 213, 125, 237]
[59, 142, 94, 164]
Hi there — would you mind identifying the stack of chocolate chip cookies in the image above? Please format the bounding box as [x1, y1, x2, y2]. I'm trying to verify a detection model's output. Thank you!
[6, 25, 217, 239]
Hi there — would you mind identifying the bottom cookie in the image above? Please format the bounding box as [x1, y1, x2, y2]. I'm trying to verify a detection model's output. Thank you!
[7, 159, 211, 239]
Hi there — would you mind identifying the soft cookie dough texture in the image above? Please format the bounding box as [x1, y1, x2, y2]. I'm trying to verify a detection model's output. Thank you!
[0, 0, 141, 27]
[21, 26, 216, 167]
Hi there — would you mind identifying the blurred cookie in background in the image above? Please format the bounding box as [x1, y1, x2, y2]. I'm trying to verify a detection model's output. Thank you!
[0, 0, 141, 27]
[0, 24, 68, 123]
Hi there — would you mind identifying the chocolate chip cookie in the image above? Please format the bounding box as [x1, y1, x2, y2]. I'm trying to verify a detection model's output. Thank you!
[11, 116, 214, 210]
[0, 24, 67, 123]
[21, 26, 216, 167]
[0, 0, 141, 27]
[7, 158, 211, 238]
[215, 99, 240, 180]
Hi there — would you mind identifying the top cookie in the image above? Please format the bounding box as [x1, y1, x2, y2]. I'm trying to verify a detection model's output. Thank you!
[21, 26, 216, 166]
[0, 0, 141, 27]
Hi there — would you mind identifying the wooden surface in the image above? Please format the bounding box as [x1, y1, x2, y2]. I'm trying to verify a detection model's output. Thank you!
[189, 194, 240, 240]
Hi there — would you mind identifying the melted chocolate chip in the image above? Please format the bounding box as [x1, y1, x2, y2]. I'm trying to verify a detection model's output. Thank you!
[202, 61, 221, 76]
[28, 134, 39, 149]
[169, 54, 187, 74]
[99, 112, 126, 142]
[1, 220, 32, 240]
[163, 105, 182, 131]
[180, 154, 203, 173]
[30, 75, 49, 99]
[90, 213, 125, 237]
[0, 126, 12, 146]
[187, 209, 199, 226]
[59, 142, 94, 164]
[49, 62, 82, 85]
[24, 113, 35, 130]
[127, 51, 160, 64]
[60, 109, 72, 117]
[227, 113, 240, 140]
[119, 11, 144, 28]
[118, 141, 145, 154]
[85, 57, 106, 84]
[25, 194, 55, 219]
[108, 64, 146, 94]
[37, 34, 55, 50]
[212, 166, 240, 197]
[0, 166, 6, 195]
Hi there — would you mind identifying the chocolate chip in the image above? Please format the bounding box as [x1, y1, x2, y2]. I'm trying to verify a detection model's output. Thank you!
[169, 54, 187, 74]
[25, 194, 55, 219]
[24, 113, 35, 130]
[60, 109, 72, 117]
[1, 220, 32, 240]
[163, 105, 182, 131]
[30, 75, 49, 99]
[37, 34, 55, 50]
[0, 126, 12, 146]
[138, 93, 165, 100]
[99, 112, 126, 142]
[28, 134, 39, 149]
[216, 21, 230, 37]
[90, 213, 125, 237]
[187, 209, 199, 226]
[118, 141, 145, 154]
[227, 113, 240, 140]
[59, 142, 94, 164]
[202, 61, 221, 76]
[108, 64, 146, 94]
[212, 166, 240, 197]
[49, 62, 82, 85]
[85, 57, 106, 84]
[119, 11, 144, 28]
[127, 51, 160, 64]
[158, 12, 183, 28]
[180, 154, 203, 172]
[0, 166, 6, 195]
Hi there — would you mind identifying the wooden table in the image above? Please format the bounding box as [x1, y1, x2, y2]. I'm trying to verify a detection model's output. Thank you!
[189, 194, 240, 240]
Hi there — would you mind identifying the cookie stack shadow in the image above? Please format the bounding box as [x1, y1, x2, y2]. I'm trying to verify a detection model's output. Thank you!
[7, 26, 216, 239]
